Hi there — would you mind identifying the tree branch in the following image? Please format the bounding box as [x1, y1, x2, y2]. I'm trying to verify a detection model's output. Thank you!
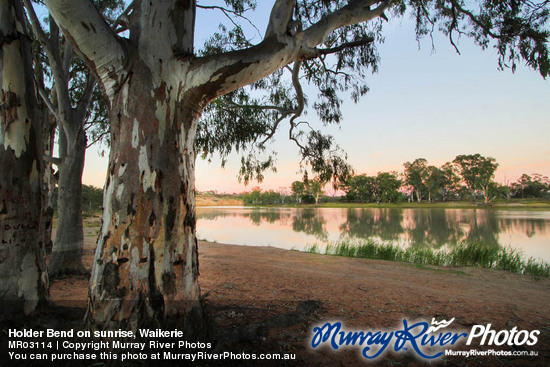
[447, 0, 502, 39]
[43, 155, 63, 166]
[188, 1, 388, 108]
[302, 0, 390, 48]
[198, 4, 261, 37]
[113, 1, 134, 32]
[22, 0, 54, 56]
[44, 0, 127, 104]
[226, 102, 293, 114]
[289, 60, 305, 125]
[315, 37, 375, 57]
[35, 82, 61, 122]
[76, 77, 97, 123]
[86, 130, 110, 149]
[265, 0, 295, 38]
[62, 42, 74, 78]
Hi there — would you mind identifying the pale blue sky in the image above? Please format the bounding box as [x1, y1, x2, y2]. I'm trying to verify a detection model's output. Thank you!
[82, 4, 550, 192]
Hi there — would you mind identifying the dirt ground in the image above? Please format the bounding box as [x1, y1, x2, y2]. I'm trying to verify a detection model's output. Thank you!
[44, 219, 550, 366]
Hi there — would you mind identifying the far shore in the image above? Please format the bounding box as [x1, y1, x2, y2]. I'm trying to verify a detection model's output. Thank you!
[196, 196, 550, 209]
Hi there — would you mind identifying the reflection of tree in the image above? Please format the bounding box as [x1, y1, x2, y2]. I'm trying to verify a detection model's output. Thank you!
[339, 208, 501, 250]
[246, 209, 281, 226]
[196, 208, 282, 225]
[292, 209, 328, 240]
[196, 208, 231, 220]
[340, 208, 404, 242]
[498, 215, 548, 238]
[407, 210, 464, 249]
[465, 210, 500, 248]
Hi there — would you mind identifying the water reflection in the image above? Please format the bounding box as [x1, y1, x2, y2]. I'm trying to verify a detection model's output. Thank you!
[196, 207, 550, 261]
[340, 209, 403, 243]
[292, 209, 328, 241]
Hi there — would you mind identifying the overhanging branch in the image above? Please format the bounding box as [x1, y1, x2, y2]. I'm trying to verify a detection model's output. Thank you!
[302, 0, 390, 48]
[315, 37, 375, 57]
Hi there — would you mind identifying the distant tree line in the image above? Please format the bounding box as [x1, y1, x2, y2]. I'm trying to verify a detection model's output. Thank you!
[242, 188, 284, 205]
[339, 154, 550, 204]
[240, 154, 550, 206]
[242, 179, 327, 205]
[89, 155, 550, 208]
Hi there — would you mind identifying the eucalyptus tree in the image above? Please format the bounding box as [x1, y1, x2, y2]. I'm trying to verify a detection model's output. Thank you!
[23, 0, 122, 277]
[403, 158, 429, 203]
[306, 179, 324, 205]
[425, 165, 444, 202]
[0, 0, 49, 316]
[453, 154, 499, 203]
[42, 0, 549, 332]
[374, 171, 401, 203]
[341, 174, 376, 202]
[440, 161, 460, 201]
[291, 180, 307, 203]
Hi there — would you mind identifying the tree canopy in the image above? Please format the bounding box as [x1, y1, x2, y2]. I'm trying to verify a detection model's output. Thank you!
[194, 0, 549, 184]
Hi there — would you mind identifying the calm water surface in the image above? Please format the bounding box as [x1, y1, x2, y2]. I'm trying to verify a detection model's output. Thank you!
[196, 207, 550, 262]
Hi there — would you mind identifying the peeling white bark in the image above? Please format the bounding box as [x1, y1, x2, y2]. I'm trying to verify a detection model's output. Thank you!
[131, 119, 139, 149]
[2, 41, 31, 157]
[138, 145, 157, 192]
[265, 0, 295, 38]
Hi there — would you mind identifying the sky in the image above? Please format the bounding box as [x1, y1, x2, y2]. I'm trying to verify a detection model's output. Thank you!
[82, 4, 550, 193]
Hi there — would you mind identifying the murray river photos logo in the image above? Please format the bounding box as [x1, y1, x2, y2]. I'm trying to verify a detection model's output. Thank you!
[310, 318, 540, 360]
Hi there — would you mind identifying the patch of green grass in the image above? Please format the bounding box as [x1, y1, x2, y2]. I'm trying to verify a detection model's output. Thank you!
[305, 239, 550, 277]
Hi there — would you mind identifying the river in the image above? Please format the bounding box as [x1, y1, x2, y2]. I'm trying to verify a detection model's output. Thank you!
[196, 207, 550, 262]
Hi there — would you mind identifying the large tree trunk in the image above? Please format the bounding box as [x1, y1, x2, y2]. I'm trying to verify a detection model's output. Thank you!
[86, 66, 205, 334]
[44, 0, 358, 335]
[48, 130, 87, 276]
[0, 0, 49, 316]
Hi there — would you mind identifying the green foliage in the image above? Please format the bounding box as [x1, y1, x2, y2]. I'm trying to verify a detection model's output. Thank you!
[51, 184, 103, 212]
[306, 239, 550, 277]
[81, 185, 103, 212]
[291, 181, 306, 198]
[403, 158, 429, 202]
[375, 172, 402, 203]
[512, 173, 550, 198]
[241, 188, 282, 205]
[341, 172, 402, 203]
[289, 178, 327, 204]
[340, 174, 377, 202]
[453, 154, 499, 201]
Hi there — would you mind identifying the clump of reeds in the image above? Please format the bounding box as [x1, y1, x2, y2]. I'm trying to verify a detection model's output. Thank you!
[305, 240, 549, 277]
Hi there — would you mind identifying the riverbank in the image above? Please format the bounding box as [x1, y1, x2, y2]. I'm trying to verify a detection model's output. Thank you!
[196, 195, 550, 209]
[45, 221, 549, 366]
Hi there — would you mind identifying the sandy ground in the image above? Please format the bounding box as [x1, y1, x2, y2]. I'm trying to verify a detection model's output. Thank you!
[46, 219, 550, 366]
